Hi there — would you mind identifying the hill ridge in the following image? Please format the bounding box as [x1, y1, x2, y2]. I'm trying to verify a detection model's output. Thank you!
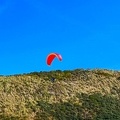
[0, 69, 120, 119]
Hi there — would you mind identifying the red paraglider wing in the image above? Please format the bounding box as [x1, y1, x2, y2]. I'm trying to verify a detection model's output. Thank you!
[46, 53, 62, 65]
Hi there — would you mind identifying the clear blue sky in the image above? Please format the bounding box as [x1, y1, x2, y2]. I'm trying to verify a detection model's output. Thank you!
[0, 0, 120, 75]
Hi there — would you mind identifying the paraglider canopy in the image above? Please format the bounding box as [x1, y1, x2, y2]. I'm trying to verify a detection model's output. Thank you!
[46, 53, 62, 66]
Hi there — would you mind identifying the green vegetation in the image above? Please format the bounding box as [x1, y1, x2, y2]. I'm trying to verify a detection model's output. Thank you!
[0, 69, 120, 119]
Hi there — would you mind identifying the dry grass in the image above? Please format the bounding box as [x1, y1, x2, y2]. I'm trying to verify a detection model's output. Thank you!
[0, 69, 120, 119]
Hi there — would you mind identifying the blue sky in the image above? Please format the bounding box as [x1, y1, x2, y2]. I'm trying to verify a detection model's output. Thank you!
[0, 0, 120, 75]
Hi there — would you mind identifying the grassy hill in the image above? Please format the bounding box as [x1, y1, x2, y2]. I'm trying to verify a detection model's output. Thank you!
[0, 69, 120, 120]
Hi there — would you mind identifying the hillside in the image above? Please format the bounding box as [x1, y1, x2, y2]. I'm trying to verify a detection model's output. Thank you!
[0, 69, 120, 120]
